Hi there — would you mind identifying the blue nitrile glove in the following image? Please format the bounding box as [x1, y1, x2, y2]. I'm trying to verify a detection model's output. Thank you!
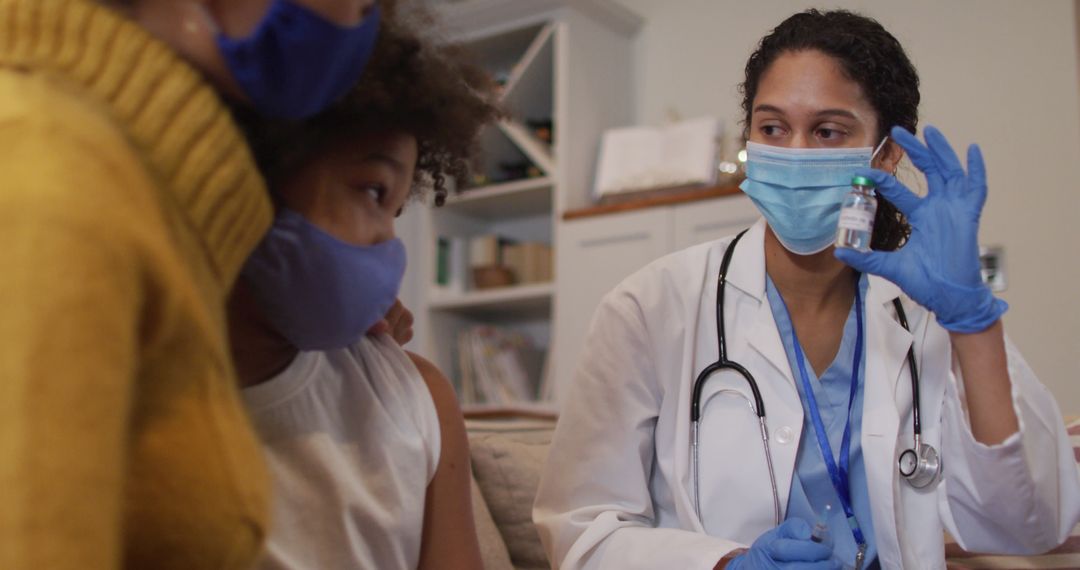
[727, 519, 840, 570]
[834, 125, 1007, 333]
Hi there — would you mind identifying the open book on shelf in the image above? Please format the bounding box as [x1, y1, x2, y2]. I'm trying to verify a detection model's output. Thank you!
[593, 116, 722, 202]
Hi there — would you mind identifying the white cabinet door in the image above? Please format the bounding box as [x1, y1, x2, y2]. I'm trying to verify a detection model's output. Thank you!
[550, 207, 672, 404]
[672, 194, 759, 251]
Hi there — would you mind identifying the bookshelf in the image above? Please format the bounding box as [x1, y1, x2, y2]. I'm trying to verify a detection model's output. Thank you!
[398, 0, 641, 409]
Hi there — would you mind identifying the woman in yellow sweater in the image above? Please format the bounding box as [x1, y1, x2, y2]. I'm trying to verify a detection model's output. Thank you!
[0, 0, 380, 568]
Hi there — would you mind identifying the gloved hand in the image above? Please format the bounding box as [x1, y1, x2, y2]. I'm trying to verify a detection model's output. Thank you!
[834, 125, 1007, 333]
[726, 519, 839, 570]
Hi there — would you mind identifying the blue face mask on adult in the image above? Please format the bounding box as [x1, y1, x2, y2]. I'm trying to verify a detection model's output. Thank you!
[217, 0, 381, 120]
[740, 140, 885, 255]
[242, 209, 406, 351]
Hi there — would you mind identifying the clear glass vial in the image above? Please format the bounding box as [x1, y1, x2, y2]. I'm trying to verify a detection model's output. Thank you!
[835, 175, 878, 252]
[811, 504, 833, 547]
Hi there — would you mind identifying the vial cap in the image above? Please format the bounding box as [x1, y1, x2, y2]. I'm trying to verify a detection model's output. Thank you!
[852, 175, 876, 187]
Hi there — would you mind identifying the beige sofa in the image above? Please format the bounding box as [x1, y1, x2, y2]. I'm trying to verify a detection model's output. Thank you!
[467, 417, 556, 570]
[465, 416, 1080, 570]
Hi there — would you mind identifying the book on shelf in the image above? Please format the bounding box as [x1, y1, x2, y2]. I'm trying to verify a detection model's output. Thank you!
[433, 236, 467, 294]
[593, 116, 722, 202]
[468, 234, 508, 267]
[502, 242, 552, 284]
[455, 325, 548, 406]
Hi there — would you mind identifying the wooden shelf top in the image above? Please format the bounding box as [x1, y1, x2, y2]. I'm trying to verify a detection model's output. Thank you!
[563, 185, 744, 221]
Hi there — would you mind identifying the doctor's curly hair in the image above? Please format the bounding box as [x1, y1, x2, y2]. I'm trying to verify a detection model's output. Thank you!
[239, 0, 501, 206]
[740, 9, 920, 251]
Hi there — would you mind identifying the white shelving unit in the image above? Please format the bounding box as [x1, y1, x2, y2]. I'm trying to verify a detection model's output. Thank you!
[428, 282, 555, 316]
[398, 0, 641, 409]
[441, 176, 553, 218]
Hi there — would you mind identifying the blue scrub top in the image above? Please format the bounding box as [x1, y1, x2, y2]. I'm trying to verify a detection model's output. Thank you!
[765, 274, 879, 569]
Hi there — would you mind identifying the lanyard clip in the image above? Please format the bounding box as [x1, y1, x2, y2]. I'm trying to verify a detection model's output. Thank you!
[854, 543, 867, 570]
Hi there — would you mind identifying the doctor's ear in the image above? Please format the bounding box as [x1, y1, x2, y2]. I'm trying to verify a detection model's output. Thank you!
[873, 140, 905, 175]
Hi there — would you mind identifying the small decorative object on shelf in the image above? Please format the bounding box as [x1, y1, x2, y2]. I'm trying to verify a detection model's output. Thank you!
[715, 131, 747, 188]
[498, 160, 543, 182]
[526, 118, 554, 144]
[470, 173, 490, 187]
[472, 265, 515, 290]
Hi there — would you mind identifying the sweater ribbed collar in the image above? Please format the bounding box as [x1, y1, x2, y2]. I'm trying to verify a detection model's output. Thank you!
[0, 0, 272, 290]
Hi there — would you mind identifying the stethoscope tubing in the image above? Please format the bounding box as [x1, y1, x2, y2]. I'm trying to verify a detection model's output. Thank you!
[690, 229, 934, 529]
[691, 230, 781, 526]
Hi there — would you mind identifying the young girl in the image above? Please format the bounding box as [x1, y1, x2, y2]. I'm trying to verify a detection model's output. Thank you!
[229, 7, 500, 569]
[534, 9, 1080, 570]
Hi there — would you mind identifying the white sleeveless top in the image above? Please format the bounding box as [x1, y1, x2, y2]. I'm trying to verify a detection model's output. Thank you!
[242, 335, 441, 570]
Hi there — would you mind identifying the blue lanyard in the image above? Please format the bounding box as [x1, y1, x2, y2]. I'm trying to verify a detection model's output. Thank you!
[780, 284, 867, 550]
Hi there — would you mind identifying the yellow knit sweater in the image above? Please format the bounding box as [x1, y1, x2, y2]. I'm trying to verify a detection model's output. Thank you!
[0, 0, 274, 568]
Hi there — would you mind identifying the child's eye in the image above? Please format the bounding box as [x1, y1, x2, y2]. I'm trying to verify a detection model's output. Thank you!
[363, 184, 386, 204]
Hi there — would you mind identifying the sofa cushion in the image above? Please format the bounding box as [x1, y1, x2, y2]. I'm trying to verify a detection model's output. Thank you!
[467, 418, 556, 570]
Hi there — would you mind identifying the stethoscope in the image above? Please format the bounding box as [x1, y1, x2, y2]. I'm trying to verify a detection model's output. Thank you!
[689, 229, 941, 526]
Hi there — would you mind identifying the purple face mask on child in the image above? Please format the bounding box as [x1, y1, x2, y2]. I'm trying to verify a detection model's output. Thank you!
[242, 209, 406, 350]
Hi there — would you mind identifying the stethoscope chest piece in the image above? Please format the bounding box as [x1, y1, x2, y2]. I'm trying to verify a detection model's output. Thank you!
[898, 438, 941, 488]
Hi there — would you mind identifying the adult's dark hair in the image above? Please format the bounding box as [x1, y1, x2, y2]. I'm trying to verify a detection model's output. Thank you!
[239, 0, 501, 206]
[740, 9, 920, 251]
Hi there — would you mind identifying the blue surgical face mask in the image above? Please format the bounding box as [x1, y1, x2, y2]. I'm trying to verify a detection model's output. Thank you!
[739, 140, 885, 255]
[217, 0, 381, 120]
[242, 209, 406, 351]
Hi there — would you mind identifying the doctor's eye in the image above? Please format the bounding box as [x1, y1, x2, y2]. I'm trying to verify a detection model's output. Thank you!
[760, 124, 786, 138]
[815, 127, 847, 142]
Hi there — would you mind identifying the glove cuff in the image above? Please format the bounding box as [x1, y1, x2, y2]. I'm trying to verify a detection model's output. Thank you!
[932, 280, 1008, 333]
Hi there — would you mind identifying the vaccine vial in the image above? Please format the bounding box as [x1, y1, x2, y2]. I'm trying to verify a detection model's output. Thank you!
[835, 175, 878, 252]
[811, 504, 833, 547]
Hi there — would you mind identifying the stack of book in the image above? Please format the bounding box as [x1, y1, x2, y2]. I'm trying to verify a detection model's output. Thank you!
[456, 326, 547, 405]
[435, 234, 553, 291]
[502, 242, 552, 285]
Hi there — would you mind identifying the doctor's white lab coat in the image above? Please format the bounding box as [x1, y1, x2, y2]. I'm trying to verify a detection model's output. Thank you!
[533, 219, 1080, 570]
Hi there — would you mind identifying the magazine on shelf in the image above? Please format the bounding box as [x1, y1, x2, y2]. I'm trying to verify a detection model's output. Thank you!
[456, 325, 547, 405]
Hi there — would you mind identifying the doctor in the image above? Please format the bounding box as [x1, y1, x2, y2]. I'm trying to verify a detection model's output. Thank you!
[534, 9, 1080, 570]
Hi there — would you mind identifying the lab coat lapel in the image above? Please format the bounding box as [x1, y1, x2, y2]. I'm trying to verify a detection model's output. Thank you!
[727, 220, 798, 390]
[864, 276, 912, 408]
[746, 301, 797, 389]
[862, 275, 912, 567]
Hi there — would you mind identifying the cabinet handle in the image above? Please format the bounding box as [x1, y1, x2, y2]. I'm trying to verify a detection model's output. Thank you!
[579, 232, 649, 248]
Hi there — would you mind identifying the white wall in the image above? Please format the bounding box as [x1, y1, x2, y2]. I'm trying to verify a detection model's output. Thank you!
[614, 0, 1080, 412]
